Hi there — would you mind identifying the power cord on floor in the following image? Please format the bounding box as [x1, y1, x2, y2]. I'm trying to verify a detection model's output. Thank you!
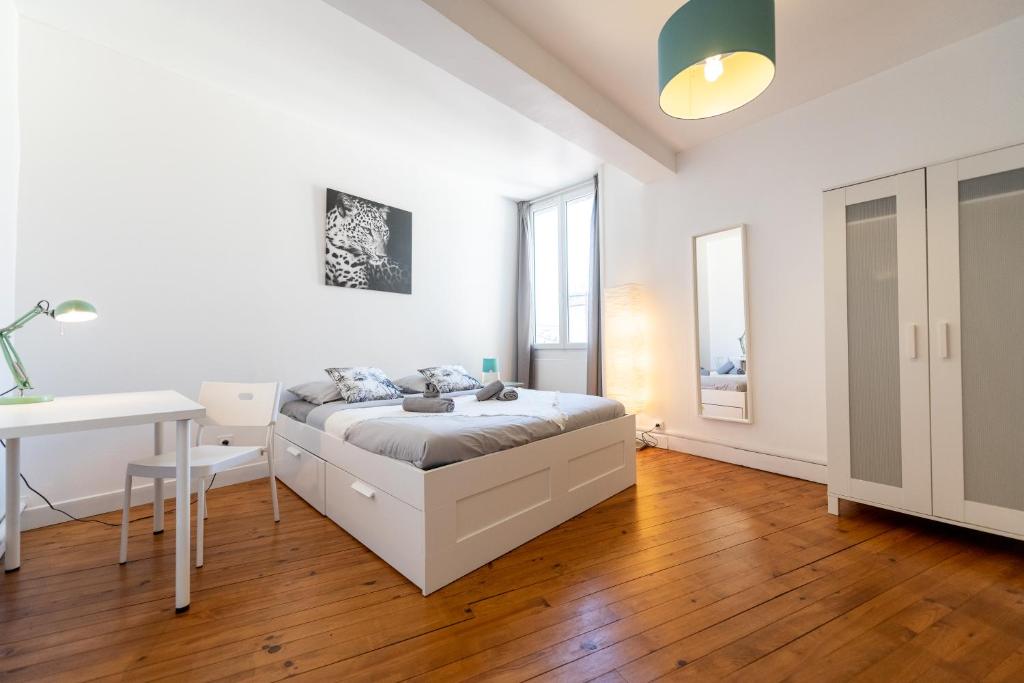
[0, 436, 215, 528]
[636, 428, 658, 449]
[18, 472, 124, 528]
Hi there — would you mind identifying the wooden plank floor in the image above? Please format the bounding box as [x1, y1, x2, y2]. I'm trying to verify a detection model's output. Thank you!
[3, 448, 1024, 682]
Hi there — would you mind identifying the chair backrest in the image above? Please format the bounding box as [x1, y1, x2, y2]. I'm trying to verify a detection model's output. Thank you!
[198, 382, 281, 428]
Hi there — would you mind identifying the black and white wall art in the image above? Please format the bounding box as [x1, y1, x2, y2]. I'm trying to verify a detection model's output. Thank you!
[325, 188, 412, 294]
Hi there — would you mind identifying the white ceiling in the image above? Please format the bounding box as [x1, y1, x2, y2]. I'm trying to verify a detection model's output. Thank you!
[485, 0, 1024, 153]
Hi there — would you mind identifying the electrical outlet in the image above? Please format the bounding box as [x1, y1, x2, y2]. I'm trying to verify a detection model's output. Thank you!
[650, 418, 664, 430]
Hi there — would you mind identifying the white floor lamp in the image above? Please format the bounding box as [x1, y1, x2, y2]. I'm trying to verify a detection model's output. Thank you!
[603, 283, 651, 447]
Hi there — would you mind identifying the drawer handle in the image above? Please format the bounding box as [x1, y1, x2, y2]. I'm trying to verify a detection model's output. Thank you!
[351, 481, 376, 499]
[286, 446, 302, 457]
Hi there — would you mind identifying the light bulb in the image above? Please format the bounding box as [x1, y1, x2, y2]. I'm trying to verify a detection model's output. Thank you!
[703, 54, 724, 82]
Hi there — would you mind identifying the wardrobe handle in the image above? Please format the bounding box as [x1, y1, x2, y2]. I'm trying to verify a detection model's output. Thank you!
[286, 446, 302, 457]
[938, 322, 950, 359]
[907, 323, 918, 360]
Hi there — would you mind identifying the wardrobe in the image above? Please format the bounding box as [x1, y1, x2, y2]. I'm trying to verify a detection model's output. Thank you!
[825, 143, 1024, 540]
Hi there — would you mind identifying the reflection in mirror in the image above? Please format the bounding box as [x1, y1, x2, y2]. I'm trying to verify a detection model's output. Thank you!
[693, 225, 751, 422]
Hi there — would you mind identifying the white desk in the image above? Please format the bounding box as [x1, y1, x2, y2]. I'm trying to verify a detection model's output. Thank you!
[0, 391, 205, 612]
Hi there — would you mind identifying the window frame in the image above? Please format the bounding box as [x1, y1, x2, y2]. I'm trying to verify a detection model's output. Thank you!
[530, 181, 595, 350]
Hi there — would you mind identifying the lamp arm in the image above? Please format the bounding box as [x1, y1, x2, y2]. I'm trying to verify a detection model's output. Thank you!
[0, 302, 53, 391]
[0, 332, 32, 390]
[1, 301, 51, 335]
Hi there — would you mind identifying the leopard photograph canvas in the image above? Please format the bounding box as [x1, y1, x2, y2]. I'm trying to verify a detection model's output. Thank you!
[325, 188, 412, 294]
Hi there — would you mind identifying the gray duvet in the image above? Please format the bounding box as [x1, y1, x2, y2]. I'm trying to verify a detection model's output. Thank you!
[279, 391, 624, 470]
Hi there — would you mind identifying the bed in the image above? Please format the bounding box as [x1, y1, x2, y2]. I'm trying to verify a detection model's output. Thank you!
[700, 374, 748, 419]
[272, 388, 636, 595]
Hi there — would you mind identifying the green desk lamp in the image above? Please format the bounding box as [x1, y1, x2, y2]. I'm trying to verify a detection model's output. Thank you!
[0, 299, 98, 405]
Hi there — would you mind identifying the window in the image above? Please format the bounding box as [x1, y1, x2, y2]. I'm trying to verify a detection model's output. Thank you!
[531, 183, 595, 348]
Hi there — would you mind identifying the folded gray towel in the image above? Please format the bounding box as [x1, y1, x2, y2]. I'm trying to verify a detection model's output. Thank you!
[476, 380, 503, 401]
[402, 396, 454, 413]
[495, 387, 519, 401]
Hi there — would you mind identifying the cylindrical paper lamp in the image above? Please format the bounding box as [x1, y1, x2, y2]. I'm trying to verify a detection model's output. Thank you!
[603, 284, 650, 416]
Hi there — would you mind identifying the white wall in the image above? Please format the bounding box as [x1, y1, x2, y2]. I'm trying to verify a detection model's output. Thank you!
[601, 164, 649, 288]
[0, 0, 16, 332]
[12, 19, 517, 524]
[532, 348, 586, 394]
[604, 16, 1024, 474]
[0, 0, 19, 546]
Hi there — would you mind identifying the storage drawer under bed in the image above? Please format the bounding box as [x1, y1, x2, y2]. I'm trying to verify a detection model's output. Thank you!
[273, 434, 326, 514]
[324, 462, 425, 588]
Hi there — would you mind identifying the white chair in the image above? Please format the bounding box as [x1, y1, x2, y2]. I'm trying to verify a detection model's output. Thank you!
[119, 381, 281, 568]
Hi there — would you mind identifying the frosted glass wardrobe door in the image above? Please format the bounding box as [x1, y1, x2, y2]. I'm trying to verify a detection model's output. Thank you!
[929, 143, 1024, 535]
[824, 169, 931, 514]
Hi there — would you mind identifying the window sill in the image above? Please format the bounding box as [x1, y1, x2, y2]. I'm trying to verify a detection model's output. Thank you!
[532, 344, 588, 352]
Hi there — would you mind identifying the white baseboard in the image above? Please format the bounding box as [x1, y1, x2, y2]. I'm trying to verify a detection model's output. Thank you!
[652, 430, 827, 484]
[20, 461, 268, 531]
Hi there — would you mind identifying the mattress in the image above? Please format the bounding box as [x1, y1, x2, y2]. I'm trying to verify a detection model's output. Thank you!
[279, 389, 625, 469]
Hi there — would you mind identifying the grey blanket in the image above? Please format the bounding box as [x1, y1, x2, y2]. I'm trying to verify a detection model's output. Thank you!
[281, 390, 625, 470]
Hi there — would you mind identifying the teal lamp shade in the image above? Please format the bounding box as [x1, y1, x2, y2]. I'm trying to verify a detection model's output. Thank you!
[53, 299, 98, 323]
[658, 0, 775, 120]
[482, 358, 498, 374]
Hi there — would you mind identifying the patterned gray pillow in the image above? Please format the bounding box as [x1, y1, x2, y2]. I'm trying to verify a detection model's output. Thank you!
[417, 365, 483, 393]
[324, 367, 403, 403]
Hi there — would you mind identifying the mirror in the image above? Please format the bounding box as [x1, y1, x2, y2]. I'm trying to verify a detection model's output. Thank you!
[693, 224, 751, 422]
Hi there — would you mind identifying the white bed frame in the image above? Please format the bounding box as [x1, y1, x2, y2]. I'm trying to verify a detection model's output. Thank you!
[272, 410, 636, 595]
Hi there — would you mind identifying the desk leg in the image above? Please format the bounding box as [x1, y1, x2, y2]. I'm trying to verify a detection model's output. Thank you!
[153, 423, 164, 534]
[175, 419, 190, 613]
[4, 437, 19, 572]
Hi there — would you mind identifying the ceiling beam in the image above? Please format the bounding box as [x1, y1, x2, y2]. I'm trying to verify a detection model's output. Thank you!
[323, 0, 676, 183]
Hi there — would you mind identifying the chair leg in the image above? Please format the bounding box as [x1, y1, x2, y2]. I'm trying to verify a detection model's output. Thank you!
[153, 477, 164, 534]
[202, 480, 209, 519]
[267, 448, 280, 523]
[196, 478, 205, 568]
[119, 474, 132, 564]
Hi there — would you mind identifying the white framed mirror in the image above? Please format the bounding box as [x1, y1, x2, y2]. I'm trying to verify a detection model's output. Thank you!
[693, 224, 752, 423]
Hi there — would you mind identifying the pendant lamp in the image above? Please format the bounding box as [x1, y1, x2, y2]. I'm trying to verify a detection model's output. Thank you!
[658, 0, 776, 120]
